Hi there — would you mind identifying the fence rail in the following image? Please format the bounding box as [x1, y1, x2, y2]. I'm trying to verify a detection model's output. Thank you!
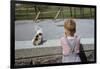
[15, 5, 95, 20]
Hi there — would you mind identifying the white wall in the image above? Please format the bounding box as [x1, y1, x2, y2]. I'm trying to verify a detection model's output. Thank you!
[0, 0, 99, 69]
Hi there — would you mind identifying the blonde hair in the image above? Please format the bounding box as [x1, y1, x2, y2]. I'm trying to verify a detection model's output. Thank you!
[64, 19, 76, 36]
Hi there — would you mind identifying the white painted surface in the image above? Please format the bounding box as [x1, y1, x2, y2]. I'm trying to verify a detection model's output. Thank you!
[15, 38, 94, 49]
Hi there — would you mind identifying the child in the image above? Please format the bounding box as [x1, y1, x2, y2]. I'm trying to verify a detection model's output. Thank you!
[60, 19, 81, 63]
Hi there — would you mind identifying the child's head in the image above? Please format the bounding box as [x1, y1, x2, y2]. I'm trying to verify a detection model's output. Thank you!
[64, 19, 76, 36]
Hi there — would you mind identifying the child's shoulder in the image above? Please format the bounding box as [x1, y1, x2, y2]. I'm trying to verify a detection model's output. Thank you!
[60, 36, 66, 40]
[74, 35, 80, 41]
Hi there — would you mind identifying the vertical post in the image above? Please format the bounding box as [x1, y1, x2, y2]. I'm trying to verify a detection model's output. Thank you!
[74, 7, 76, 18]
[60, 8, 64, 20]
[27, 7, 28, 19]
[83, 8, 84, 18]
[80, 8, 82, 18]
[70, 7, 72, 18]
[34, 5, 38, 16]
[90, 8, 92, 18]
[62, 8, 64, 19]
[80, 8, 84, 18]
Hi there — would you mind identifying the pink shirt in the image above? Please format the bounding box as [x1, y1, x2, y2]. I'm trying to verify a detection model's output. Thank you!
[60, 35, 80, 55]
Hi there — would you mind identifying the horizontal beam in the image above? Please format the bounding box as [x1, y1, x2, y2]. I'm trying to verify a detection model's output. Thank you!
[15, 38, 94, 49]
[15, 38, 94, 59]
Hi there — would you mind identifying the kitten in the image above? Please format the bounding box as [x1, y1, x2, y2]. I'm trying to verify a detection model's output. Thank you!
[32, 33, 43, 46]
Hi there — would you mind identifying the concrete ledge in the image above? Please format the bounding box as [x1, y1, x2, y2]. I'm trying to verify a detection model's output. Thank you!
[15, 38, 94, 66]
[15, 54, 62, 66]
[15, 46, 62, 59]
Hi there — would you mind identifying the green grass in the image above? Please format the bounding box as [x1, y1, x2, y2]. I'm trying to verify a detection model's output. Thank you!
[15, 5, 95, 20]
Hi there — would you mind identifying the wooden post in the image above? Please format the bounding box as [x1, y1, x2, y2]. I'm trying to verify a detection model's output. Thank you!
[80, 8, 84, 18]
[83, 8, 84, 18]
[61, 8, 64, 19]
[90, 8, 92, 18]
[54, 8, 61, 19]
[34, 5, 38, 16]
[27, 7, 28, 19]
[74, 7, 76, 18]
[35, 11, 41, 22]
[70, 7, 72, 17]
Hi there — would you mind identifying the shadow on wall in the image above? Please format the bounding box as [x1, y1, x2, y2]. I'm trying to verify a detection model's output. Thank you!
[79, 44, 87, 62]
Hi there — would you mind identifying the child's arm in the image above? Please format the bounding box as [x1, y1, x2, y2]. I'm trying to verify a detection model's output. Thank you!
[75, 37, 80, 53]
[60, 37, 70, 55]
